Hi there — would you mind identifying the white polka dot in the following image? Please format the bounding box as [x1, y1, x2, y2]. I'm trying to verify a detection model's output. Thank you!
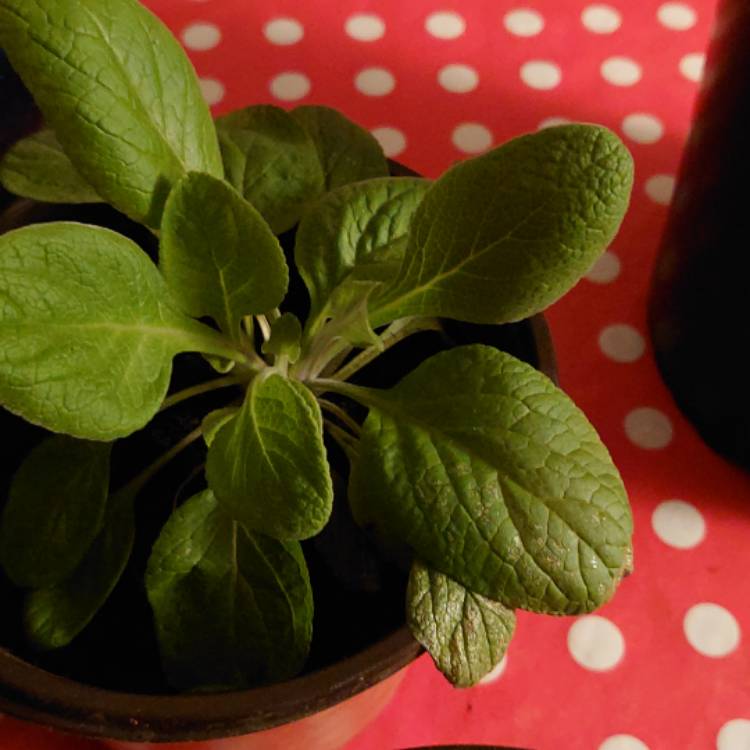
[652, 500, 706, 549]
[345, 14, 386, 42]
[354, 67, 396, 97]
[425, 11, 466, 39]
[599, 735, 650, 750]
[452, 123, 493, 154]
[479, 654, 508, 684]
[581, 5, 622, 33]
[718, 719, 750, 750]
[599, 324, 646, 363]
[520, 60, 562, 90]
[586, 251, 621, 283]
[684, 603, 741, 657]
[504, 9, 545, 37]
[199, 78, 225, 106]
[622, 113, 664, 144]
[438, 64, 479, 93]
[269, 72, 311, 102]
[264, 18, 304, 46]
[645, 174, 676, 205]
[657, 3, 697, 30]
[624, 407, 673, 449]
[680, 52, 706, 82]
[181, 22, 221, 51]
[538, 116, 571, 130]
[371, 127, 406, 157]
[601, 56, 642, 86]
[568, 616, 625, 672]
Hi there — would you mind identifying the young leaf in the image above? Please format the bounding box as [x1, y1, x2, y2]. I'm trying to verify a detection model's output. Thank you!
[0, 436, 111, 588]
[206, 373, 333, 540]
[407, 559, 516, 687]
[217, 105, 325, 234]
[0, 129, 102, 204]
[294, 177, 430, 327]
[346, 345, 632, 615]
[0, 0, 222, 227]
[0, 222, 244, 441]
[145, 490, 313, 690]
[262, 312, 303, 364]
[291, 105, 389, 190]
[160, 173, 289, 340]
[372, 125, 633, 326]
[24, 488, 135, 650]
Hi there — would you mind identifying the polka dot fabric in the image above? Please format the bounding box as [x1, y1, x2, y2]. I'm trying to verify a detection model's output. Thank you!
[2, 1, 749, 749]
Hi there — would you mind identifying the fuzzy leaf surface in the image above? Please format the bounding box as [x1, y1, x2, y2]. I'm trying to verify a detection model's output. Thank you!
[291, 105, 388, 190]
[217, 105, 324, 234]
[373, 125, 633, 326]
[160, 173, 288, 341]
[407, 559, 516, 687]
[207, 374, 332, 540]
[349, 345, 632, 614]
[0, 129, 102, 204]
[146, 490, 313, 690]
[0, 0, 222, 226]
[0, 436, 111, 588]
[24, 488, 135, 650]
[0, 222, 240, 440]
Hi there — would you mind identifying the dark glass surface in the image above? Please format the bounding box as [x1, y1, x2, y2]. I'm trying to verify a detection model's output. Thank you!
[648, 0, 750, 469]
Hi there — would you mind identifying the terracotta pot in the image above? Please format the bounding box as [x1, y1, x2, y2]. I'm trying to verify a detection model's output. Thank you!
[0, 87, 557, 747]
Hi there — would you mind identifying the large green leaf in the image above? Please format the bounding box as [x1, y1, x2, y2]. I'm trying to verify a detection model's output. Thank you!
[0, 129, 102, 204]
[372, 125, 633, 326]
[291, 105, 388, 190]
[146, 490, 313, 690]
[24, 487, 135, 650]
[0, 436, 111, 588]
[217, 105, 325, 234]
[160, 173, 288, 341]
[0, 0, 222, 226]
[0, 222, 243, 441]
[347, 345, 632, 615]
[206, 373, 332, 540]
[294, 177, 430, 328]
[407, 559, 516, 687]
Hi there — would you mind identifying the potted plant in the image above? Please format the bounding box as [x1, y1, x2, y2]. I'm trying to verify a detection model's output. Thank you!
[0, 0, 634, 748]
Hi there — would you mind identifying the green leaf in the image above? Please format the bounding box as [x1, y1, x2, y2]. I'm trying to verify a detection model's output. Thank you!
[407, 559, 516, 687]
[294, 177, 430, 327]
[0, 0, 222, 227]
[373, 125, 634, 326]
[217, 105, 324, 234]
[24, 487, 135, 650]
[160, 173, 289, 341]
[0, 129, 102, 204]
[262, 312, 303, 364]
[347, 345, 632, 615]
[0, 436, 111, 588]
[327, 279, 381, 349]
[291, 106, 388, 190]
[0, 222, 244, 441]
[206, 373, 333, 540]
[201, 407, 239, 447]
[146, 490, 313, 690]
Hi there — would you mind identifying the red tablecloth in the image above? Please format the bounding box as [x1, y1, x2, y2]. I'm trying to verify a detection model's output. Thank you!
[2, 1, 749, 749]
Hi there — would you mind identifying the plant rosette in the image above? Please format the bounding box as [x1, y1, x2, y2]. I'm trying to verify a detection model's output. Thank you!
[0, 0, 634, 746]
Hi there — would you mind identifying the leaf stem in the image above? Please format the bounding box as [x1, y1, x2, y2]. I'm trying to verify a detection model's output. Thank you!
[122, 425, 204, 497]
[318, 398, 362, 437]
[257, 314, 272, 342]
[330, 317, 442, 382]
[159, 376, 243, 412]
[324, 419, 360, 463]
